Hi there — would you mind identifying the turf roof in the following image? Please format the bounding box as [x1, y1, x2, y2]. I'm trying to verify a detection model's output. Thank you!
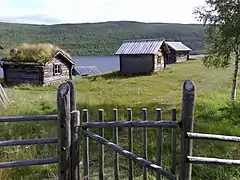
[2, 43, 71, 64]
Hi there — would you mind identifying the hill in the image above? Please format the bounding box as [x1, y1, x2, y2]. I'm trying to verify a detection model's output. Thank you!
[0, 60, 239, 180]
[0, 21, 205, 56]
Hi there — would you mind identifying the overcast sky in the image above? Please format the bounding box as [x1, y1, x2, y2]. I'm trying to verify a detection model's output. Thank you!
[0, 0, 205, 25]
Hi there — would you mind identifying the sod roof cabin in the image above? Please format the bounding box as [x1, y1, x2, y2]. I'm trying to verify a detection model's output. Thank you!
[0, 43, 75, 86]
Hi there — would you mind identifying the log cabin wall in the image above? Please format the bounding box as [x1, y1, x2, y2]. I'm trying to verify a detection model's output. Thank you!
[175, 51, 190, 62]
[167, 46, 190, 64]
[2, 64, 43, 85]
[119, 54, 154, 75]
[43, 57, 71, 85]
[154, 48, 165, 72]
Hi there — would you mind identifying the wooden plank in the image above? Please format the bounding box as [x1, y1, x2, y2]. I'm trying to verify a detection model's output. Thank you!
[0, 158, 57, 168]
[187, 156, 240, 166]
[67, 81, 79, 180]
[127, 108, 134, 180]
[82, 120, 179, 128]
[186, 132, 240, 142]
[0, 138, 58, 147]
[0, 84, 9, 103]
[98, 109, 105, 180]
[70, 110, 80, 180]
[171, 109, 177, 175]
[67, 81, 76, 111]
[0, 114, 57, 123]
[142, 108, 148, 180]
[156, 108, 163, 180]
[57, 82, 71, 180]
[179, 80, 195, 180]
[82, 109, 90, 179]
[83, 129, 177, 180]
[113, 109, 119, 180]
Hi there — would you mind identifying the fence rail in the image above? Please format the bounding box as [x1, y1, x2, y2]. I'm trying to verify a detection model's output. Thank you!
[0, 137, 58, 147]
[187, 156, 240, 166]
[0, 114, 57, 122]
[0, 158, 58, 168]
[186, 132, 240, 142]
[82, 120, 179, 128]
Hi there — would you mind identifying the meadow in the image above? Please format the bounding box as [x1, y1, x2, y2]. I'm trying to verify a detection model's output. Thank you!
[0, 59, 240, 180]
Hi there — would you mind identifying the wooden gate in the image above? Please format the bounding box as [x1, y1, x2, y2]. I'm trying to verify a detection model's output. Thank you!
[0, 80, 240, 180]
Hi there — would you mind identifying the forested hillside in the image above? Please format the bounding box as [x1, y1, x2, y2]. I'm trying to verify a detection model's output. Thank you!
[0, 21, 205, 56]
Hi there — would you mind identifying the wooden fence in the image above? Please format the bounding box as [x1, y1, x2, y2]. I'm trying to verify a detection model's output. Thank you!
[0, 81, 81, 180]
[0, 80, 240, 180]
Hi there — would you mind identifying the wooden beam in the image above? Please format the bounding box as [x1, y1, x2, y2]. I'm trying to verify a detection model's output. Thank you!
[187, 156, 240, 166]
[186, 132, 240, 142]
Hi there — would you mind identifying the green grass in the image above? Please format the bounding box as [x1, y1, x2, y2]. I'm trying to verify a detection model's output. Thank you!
[0, 59, 240, 180]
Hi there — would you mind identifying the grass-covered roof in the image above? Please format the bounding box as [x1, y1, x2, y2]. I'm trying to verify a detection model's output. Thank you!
[2, 43, 72, 64]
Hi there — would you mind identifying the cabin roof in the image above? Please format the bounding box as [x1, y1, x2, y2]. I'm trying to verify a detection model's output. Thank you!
[165, 42, 192, 51]
[73, 66, 101, 76]
[1, 43, 74, 65]
[115, 38, 169, 55]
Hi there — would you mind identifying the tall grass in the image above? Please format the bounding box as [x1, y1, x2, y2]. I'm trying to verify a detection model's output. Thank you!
[0, 60, 239, 179]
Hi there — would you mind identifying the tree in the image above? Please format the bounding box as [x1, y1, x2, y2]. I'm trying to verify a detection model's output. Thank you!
[193, 0, 240, 102]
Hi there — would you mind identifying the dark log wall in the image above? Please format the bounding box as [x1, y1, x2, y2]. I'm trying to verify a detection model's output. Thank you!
[43, 58, 71, 85]
[120, 54, 154, 74]
[2, 65, 43, 85]
[167, 47, 176, 64]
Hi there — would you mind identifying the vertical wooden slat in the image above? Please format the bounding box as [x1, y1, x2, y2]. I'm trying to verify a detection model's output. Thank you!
[113, 109, 119, 180]
[127, 108, 134, 180]
[142, 108, 148, 180]
[57, 82, 71, 180]
[67, 81, 76, 111]
[98, 109, 104, 180]
[71, 110, 80, 180]
[82, 109, 89, 180]
[170, 109, 177, 175]
[156, 108, 163, 180]
[67, 81, 79, 180]
[180, 80, 195, 180]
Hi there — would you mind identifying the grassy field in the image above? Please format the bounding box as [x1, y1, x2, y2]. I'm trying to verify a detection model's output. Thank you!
[0, 59, 240, 180]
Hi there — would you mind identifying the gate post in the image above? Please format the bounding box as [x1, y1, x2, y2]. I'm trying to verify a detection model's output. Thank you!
[67, 81, 80, 180]
[179, 80, 195, 180]
[57, 82, 71, 180]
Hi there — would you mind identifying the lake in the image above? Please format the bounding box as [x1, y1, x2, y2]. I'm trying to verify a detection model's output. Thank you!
[0, 56, 120, 77]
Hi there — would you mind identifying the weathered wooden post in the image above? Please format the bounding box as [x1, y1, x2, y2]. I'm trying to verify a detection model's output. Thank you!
[57, 82, 71, 180]
[179, 80, 195, 180]
[71, 110, 80, 180]
[67, 81, 76, 111]
[67, 81, 80, 180]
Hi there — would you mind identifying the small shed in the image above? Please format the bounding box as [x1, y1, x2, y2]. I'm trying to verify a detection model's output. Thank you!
[165, 42, 192, 64]
[0, 43, 75, 86]
[72, 66, 101, 76]
[115, 39, 170, 75]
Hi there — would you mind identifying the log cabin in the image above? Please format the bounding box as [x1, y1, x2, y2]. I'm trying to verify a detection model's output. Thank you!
[165, 41, 192, 64]
[0, 43, 75, 86]
[115, 39, 170, 75]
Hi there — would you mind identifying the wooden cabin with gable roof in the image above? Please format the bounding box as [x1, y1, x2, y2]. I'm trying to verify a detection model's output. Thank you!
[0, 43, 75, 86]
[165, 41, 192, 64]
[115, 39, 170, 75]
